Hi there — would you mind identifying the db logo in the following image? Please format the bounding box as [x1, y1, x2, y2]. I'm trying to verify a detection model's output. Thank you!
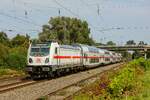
[36, 58, 41, 63]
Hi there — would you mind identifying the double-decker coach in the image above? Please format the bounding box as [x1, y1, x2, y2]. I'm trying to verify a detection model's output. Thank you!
[73, 44, 103, 68]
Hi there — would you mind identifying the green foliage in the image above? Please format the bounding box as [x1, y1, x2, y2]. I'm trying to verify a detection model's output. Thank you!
[0, 33, 28, 71]
[0, 43, 9, 66]
[121, 51, 132, 59]
[139, 70, 150, 100]
[74, 58, 150, 100]
[138, 41, 147, 45]
[39, 16, 94, 45]
[107, 58, 150, 98]
[132, 50, 142, 59]
[74, 93, 98, 100]
[0, 32, 10, 46]
[37, 96, 47, 100]
[121, 70, 150, 100]
[129, 58, 150, 70]
[147, 51, 150, 59]
[7, 46, 27, 70]
[11, 34, 30, 47]
[108, 66, 135, 97]
[0, 68, 24, 78]
[0, 68, 8, 76]
[126, 40, 136, 45]
[106, 41, 116, 46]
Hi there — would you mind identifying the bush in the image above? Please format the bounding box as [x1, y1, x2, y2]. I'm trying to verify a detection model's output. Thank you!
[7, 46, 27, 70]
[0, 68, 25, 77]
[74, 58, 149, 100]
[129, 58, 150, 71]
[0, 43, 9, 66]
[107, 58, 148, 98]
[108, 66, 136, 97]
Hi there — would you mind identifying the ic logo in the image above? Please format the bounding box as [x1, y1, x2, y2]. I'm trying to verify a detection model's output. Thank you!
[36, 58, 41, 63]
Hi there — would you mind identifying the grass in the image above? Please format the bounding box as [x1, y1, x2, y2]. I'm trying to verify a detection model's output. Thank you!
[74, 94, 98, 100]
[73, 59, 150, 100]
[0, 67, 25, 78]
[123, 70, 150, 100]
[37, 96, 47, 100]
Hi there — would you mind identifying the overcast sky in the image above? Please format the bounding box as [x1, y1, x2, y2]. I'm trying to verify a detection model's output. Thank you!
[0, 0, 150, 45]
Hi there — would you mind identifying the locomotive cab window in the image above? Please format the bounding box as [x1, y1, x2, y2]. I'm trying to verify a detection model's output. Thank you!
[30, 46, 50, 56]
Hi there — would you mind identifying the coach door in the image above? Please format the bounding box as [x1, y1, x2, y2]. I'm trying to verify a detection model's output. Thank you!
[55, 47, 60, 66]
[84, 53, 88, 65]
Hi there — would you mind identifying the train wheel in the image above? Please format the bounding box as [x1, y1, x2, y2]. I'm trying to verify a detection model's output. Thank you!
[50, 72, 54, 78]
[31, 74, 38, 80]
[47, 72, 54, 79]
[56, 70, 61, 77]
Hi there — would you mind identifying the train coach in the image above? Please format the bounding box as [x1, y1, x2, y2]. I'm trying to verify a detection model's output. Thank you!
[26, 41, 122, 79]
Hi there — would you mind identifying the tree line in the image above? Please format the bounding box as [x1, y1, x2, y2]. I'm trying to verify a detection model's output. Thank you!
[0, 16, 149, 70]
[0, 32, 29, 70]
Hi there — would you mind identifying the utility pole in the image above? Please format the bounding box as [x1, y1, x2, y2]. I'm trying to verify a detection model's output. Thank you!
[58, 9, 61, 16]
[144, 48, 147, 59]
[97, 4, 100, 16]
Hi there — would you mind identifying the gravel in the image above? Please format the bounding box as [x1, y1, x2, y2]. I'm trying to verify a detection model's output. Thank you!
[0, 63, 122, 100]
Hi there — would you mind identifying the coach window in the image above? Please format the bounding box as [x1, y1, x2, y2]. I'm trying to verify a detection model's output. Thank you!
[55, 48, 57, 54]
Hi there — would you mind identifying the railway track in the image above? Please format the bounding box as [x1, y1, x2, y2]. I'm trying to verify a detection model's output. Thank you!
[0, 77, 50, 94]
[0, 76, 27, 88]
[0, 63, 124, 100]
[0, 80, 36, 93]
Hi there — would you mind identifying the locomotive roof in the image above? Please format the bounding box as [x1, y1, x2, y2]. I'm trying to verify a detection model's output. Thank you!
[31, 43, 51, 47]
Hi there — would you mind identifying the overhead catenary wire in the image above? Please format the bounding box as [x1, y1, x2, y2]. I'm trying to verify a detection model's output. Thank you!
[0, 12, 41, 27]
[1, 0, 149, 38]
[53, 0, 80, 18]
[52, 0, 102, 33]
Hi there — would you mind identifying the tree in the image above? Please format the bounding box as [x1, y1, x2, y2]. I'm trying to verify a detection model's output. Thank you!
[11, 34, 30, 47]
[132, 50, 142, 59]
[106, 41, 116, 46]
[0, 32, 28, 70]
[0, 32, 10, 46]
[126, 40, 136, 45]
[138, 41, 147, 46]
[39, 16, 94, 45]
[0, 43, 9, 66]
[7, 47, 27, 69]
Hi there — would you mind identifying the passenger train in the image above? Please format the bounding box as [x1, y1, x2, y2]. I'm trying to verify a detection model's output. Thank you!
[26, 41, 122, 78]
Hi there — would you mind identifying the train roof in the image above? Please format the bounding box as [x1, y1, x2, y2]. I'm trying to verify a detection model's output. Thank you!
[98, 49, 105, 53]
[72, 44, 100, 53]
[60, 45, 80, 50]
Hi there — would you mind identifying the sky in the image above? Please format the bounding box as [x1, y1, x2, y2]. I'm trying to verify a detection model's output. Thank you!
[0, 0, 150, 45]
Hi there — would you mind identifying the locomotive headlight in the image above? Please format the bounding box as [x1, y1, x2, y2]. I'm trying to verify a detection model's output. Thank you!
[29, 58, 33, 63]
[45, 58, 49, 63]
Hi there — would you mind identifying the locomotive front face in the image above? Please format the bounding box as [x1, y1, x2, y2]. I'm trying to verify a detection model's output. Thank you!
[26, 42, 60, 78]
[26, 43, 52, 73]
[28, 46, 50, 66]
[27, 45, 50, 69]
